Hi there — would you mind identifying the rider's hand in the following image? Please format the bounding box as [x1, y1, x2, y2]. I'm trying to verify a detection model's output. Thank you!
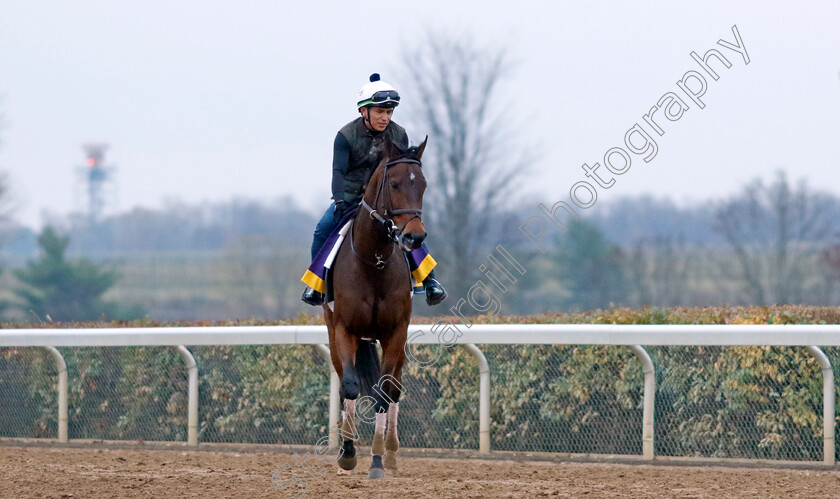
[333, 201, 347, 223]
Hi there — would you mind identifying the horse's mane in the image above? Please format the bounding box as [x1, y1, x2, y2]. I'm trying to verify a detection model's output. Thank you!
[377, 134, 421, 164]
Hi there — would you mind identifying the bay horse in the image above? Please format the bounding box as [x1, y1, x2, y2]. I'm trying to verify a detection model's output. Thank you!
[324, 135, 428, 479]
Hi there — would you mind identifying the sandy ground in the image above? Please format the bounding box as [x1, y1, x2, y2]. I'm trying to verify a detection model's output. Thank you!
[1, 445, 840, 498]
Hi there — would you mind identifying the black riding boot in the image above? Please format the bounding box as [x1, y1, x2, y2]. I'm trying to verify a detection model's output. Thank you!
[301, 286, 325, 306]
[422, 270, 447, 306]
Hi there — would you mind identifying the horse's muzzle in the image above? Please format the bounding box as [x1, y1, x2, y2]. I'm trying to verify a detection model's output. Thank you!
[400, 231, 426, 251]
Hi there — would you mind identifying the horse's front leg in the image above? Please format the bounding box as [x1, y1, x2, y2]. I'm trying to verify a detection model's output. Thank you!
[334, 327, 360, 474]
[336, 397, 359, 474]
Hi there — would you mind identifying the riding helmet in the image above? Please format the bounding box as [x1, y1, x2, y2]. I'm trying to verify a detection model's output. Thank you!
[357, 73, 400, 109]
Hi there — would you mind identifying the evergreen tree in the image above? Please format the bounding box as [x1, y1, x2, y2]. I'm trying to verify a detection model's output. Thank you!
[14, 227, 133, 321]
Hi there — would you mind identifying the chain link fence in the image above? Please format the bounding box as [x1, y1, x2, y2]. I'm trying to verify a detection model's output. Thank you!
[1, 344, 838, 462]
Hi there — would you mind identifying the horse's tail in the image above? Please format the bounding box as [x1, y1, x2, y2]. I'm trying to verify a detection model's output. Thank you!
[355, 339, 381, 398]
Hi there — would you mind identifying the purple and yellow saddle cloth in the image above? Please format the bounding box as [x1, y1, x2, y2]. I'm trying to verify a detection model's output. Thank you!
[300, 209, 436, 295]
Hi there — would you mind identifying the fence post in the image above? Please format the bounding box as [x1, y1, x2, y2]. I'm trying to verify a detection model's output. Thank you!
[463, 344, 490, 454]
[805, 346, 835, 465]
[43, 346, 68, 443]
[628, 345, 655, 460]
[176, 346, 198, 446]
[314, 344, 340, 449]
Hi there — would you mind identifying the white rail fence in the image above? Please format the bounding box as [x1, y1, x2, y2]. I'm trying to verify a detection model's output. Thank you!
[1, 324, 838, 464]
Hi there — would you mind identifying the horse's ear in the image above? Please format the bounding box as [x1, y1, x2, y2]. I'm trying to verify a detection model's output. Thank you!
[415, 135, 428, 160]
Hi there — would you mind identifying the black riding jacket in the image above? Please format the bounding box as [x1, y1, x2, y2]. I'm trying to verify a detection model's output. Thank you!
[331, 117, 409, 205]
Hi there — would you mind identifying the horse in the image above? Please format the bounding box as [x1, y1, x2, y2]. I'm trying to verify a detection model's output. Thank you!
[324, 135, 428, 479]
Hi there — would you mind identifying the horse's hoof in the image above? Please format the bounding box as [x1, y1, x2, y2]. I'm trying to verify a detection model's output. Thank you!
[385, 468, 399, 477]
[368, 467, 386, 479]
[337, 468, 352, 476]
[383, 450, 397, 470]
[368, 454, 386, 479]
[337, 455, 357, 471]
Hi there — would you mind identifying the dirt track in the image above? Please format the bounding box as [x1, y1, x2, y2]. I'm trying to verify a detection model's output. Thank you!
[1, 445, 840, 498]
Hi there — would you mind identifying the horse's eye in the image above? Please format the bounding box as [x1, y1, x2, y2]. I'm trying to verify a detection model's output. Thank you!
[390, 182, 399, 189]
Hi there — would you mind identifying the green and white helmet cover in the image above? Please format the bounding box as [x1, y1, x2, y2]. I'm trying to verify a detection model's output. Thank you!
[356, 73, 400, 109]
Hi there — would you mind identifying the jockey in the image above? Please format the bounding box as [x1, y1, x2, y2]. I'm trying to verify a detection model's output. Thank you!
[301, 73, 447, 306]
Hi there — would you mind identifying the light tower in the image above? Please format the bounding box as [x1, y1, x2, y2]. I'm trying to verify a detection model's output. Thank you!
[76, 143, 115, 224]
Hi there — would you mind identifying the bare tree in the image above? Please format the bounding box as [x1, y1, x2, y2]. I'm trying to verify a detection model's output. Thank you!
[824, 238, 840, 281]
[818, 236, 840, 305]
[0, 106, 12, 236]
[628, 236, 692, 307]
[0, 172, 10, 226]
[712, 171, 836, 305]
[398, 34, 530, 297]
[0, 106, 14, 318]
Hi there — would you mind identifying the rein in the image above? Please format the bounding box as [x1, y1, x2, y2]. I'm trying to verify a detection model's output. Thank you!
[351, 157, 423, 270]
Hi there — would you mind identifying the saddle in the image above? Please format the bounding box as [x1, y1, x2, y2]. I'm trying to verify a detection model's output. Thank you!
[300, 209, 434, 306]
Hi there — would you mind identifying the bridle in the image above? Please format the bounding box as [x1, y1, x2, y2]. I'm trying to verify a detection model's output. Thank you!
[363, 157, 423, 242]
[351, 157, 423, 270]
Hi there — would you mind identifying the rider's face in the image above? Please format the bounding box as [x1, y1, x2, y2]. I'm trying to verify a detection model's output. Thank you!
[363, 106, 394, 132]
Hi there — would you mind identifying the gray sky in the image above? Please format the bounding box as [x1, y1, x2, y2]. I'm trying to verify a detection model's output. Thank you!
[1, 1, 838, 228]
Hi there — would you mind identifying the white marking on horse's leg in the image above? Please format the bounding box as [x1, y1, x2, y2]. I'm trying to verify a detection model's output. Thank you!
[387, 402, 399, 434]
[344, 399, 356, 414]
[340, 401, 359, 441]
[375, 411, 387, 437]
[384, 402, 400, 473]
[338, 399, 359, 472]
[371, 412, 386, 456]
[345, 399, 358, 429]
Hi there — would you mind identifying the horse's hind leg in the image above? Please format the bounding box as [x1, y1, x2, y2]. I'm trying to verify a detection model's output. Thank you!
[368, 410, 387, 479]
[384, 402, 400, 476]
[373, 331, 407, 477]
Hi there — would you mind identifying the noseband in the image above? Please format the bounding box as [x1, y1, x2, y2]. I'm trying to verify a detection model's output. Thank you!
[353, 157, 423, 270]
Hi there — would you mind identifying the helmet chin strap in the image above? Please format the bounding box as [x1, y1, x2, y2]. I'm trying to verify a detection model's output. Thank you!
[362, 106, 395, 132]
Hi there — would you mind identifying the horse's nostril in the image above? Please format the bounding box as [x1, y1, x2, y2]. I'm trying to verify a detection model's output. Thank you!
[403, 232, 426, 247]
